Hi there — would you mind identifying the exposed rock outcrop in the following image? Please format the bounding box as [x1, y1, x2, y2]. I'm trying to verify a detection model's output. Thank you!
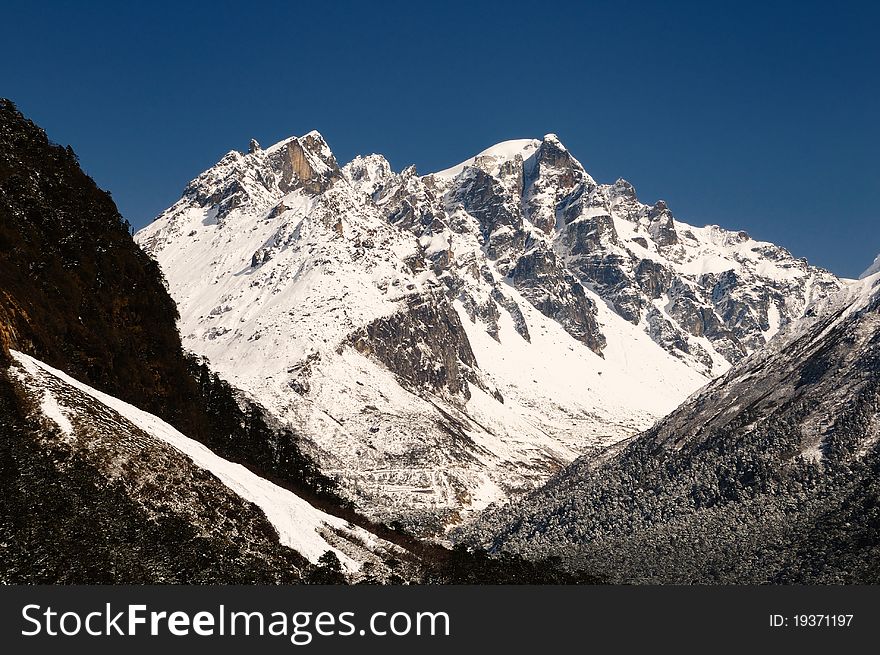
[350, 292, 480, 400]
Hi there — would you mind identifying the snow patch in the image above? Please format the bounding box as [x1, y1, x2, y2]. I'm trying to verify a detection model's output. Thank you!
[39, 390, 73, 436]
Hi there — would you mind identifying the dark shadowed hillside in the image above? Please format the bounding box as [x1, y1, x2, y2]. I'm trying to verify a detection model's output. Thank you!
[0, 99, 195, 424]
[0, 364, 313, 584]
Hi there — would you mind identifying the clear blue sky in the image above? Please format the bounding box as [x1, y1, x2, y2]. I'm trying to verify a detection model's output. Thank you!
[2, 0, 877, 277]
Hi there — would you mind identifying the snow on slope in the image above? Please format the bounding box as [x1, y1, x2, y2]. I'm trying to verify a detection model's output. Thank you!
[9, 350, 396, 571]
[453, 279, 706, 454]
[422, 140, 843, 377]
[136, 130, 841, 533]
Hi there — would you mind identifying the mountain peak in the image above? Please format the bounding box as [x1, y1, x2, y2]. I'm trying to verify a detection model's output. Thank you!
[175, 131, 341, 218]
[611, 178, 637, 199]
[137, 128, 844, 530]
[268, 132, 340, 194]
[529, 132, 584, 176]
[341, 153, 393, 198]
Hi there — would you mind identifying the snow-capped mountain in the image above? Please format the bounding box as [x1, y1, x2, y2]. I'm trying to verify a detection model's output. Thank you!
[136, 131, 842, 533]
[458, 266, 880, 583]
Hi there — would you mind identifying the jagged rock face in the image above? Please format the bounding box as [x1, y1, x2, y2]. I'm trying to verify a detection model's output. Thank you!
[523, 134, 594, 234]
[375, 133, 841, 377]
[350, 293, 479, 399]
[563, 210, 620, 256]
[137, 130, 841, 533]
[647, 200, 678, 246]
[371, 145, 611, 354]
[552, 180, 841, 373]
[510, 248, 605, 353]
[152, 131, 343, 239]
[271, 133, 341, 195]
[458, 275, 880, 583]
[344, 154, 393, 200]
[634, 258, 672, 299]
[645, 306, 713, 371]
[456, 168, 525, 267]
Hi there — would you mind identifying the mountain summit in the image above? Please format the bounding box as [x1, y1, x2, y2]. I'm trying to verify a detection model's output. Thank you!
[136, 131, 842, 533]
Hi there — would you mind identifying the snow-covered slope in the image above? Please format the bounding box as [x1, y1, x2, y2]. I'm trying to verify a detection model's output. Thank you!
[8, 350, 402, 573]
[136, 132, 842, 533]
[460, 266, 880, 583]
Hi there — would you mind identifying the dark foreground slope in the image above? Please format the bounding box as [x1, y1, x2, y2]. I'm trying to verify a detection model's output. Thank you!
[0, 99, 333, 497]
[461, 279, 880, 583]
[0, 363, 313, 583]
[0, 99, 191, 420]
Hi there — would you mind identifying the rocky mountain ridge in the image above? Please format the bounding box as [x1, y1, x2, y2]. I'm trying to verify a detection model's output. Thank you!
[136, 129, 843, 533]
